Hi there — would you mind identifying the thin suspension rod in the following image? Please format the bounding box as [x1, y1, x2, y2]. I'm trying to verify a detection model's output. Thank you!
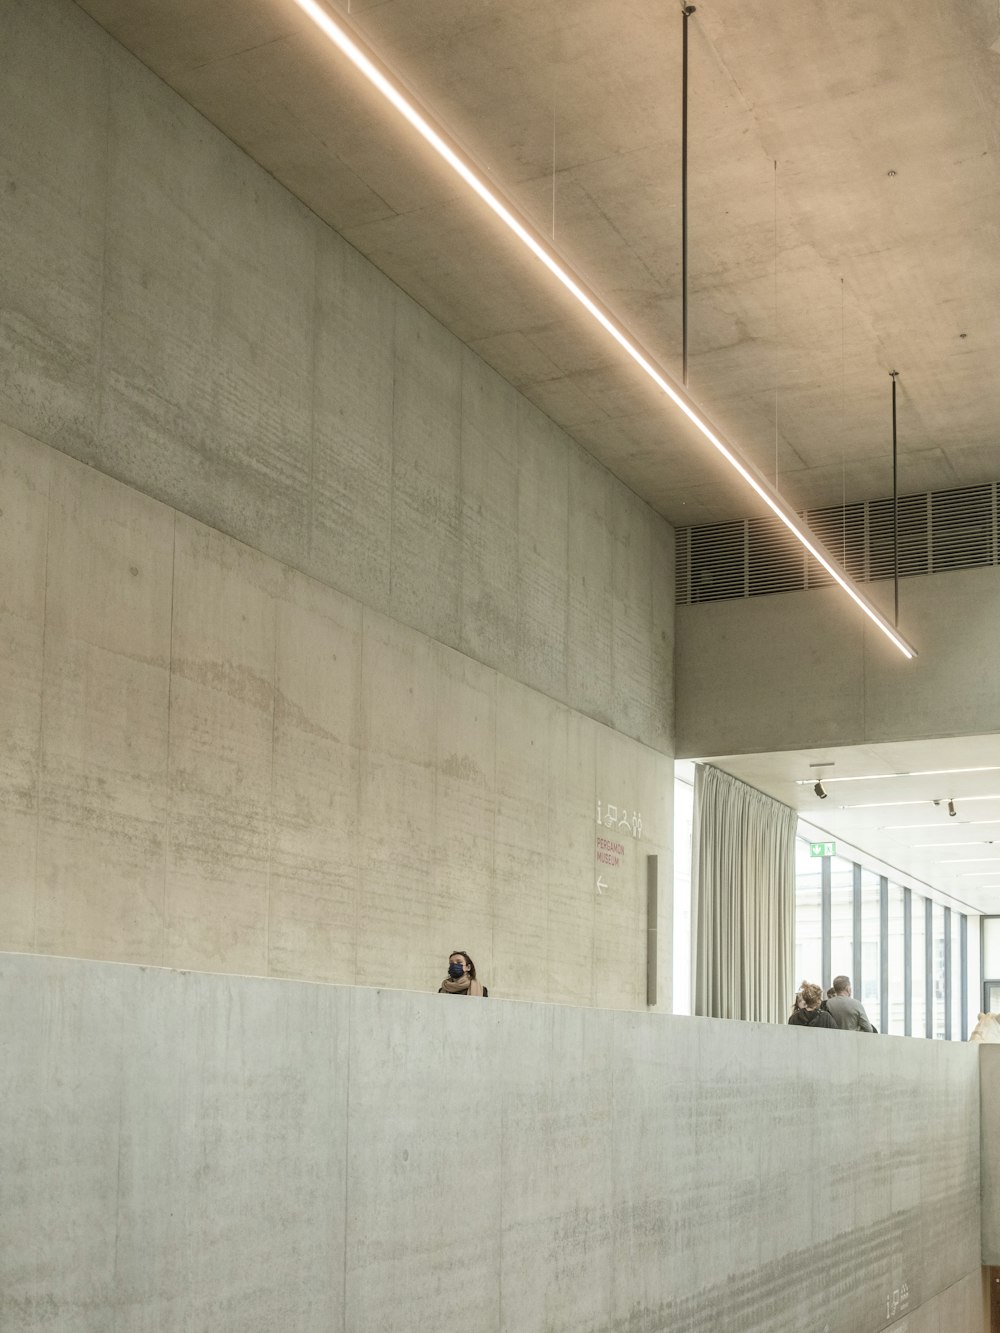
[891, 370, 899, 626]
[681, 5, 696, 386]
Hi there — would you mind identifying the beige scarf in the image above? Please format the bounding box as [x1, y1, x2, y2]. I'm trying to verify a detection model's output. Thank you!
[439, 974, 485, 995]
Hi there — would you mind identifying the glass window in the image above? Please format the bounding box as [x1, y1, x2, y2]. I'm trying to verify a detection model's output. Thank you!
[886, 882, 906, 1035]
[984, 917, 1000, 981]
[969, 919, 982, 1036]
[932, 903, 947, 1039]
[951, 914, 962, 1040]
[859, 870, 881, 1026]
[911, 895, 926, 1038]
[795, 839, 822, 987]
[830, 856, 854, 992]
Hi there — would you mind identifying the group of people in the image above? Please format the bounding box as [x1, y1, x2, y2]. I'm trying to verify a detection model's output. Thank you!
[439, 958, 877, 1028]
[789, 975, 875, 1031]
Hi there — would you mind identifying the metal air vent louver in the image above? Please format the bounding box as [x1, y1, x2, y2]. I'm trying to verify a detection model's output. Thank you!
[931, 484, 993, 573]
[804, 503, 866, 587]
[868, 494, 929, 580]
[687, 521, 745, 602]
[675, 481, 1000, 605]
[747, 515, 805, 596]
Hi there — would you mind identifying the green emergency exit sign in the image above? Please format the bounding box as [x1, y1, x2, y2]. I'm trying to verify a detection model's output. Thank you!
[809, 841, 836, 858]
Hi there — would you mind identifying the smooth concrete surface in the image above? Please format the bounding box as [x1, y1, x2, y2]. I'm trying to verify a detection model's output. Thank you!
[0, 0, 674, 756]
[981, 1044, 1000, 1264]
[0, 426, 672, 1006]
[0, 952, 985, 1332]
[675, 570, 1000, 759]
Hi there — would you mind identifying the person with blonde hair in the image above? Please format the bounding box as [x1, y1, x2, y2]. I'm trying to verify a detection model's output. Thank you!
[788, 981, 836, 1028]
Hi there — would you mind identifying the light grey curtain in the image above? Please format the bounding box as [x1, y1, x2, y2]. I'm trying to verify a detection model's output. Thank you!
[693, 764, 796, 1023]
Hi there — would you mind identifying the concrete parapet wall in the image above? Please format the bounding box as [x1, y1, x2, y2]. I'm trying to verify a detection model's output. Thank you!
[0, 426, 671, 1005]
[0, 952, 984, 1332]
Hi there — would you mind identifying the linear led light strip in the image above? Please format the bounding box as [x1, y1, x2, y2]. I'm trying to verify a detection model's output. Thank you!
[292, 0, 918, 660]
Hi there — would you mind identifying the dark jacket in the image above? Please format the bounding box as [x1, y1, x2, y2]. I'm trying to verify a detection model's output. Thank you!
[788, 1007, 836, 1029]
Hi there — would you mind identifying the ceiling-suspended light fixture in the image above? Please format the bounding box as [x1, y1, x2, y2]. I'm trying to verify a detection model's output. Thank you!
[291, 0, 918, 661]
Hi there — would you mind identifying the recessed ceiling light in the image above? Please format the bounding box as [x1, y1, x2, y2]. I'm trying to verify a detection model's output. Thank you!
[293, 0, 918, 661]
[845, 794, 1000, 810]
[882, 820, 1000, 830]
[914, 841, 995, 848]
[887, 169, 898, 177]
[795, 766, 1000, 785]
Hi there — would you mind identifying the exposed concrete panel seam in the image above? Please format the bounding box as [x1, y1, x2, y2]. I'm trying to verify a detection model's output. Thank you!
[306, 221, 321, 578]
[32, 457, 53, 955]
[266, 593, 279, 980]
[93, 41, 113, 471]
[162, 511, 178, 969]
[354, 604, 369, 988]
[387, 299, 398, 608]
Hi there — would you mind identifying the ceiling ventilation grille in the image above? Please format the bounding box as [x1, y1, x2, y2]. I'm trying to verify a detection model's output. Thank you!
[675, 481, 1000, 605]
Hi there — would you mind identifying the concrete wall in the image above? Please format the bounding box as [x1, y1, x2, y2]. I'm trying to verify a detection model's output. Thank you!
[675, 569, 1000, 758]
[981, 1045, 1000, 1264]
[0, 425, 672, 1005]
[0, 0, 673, 755]
[0, 0, 676, 1004]
[0, 952, 985, 1333]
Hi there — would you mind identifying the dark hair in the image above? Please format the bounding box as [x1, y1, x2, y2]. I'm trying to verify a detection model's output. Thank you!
[449, 950, 476, 979]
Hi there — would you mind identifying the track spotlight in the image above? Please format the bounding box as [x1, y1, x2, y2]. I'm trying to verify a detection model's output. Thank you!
[948, 799, 957, 818]
[814, 781, 828, 799]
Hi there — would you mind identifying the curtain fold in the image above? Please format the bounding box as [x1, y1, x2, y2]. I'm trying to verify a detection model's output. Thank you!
[693, 764, 796, 1023]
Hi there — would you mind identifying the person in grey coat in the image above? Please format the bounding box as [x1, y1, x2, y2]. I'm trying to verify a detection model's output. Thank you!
[826, 976, 874, 1031]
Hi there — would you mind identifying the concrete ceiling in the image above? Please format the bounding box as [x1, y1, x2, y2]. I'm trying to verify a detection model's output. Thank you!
[694, 734, 1000, 914]
[75, 0, 1000, 528]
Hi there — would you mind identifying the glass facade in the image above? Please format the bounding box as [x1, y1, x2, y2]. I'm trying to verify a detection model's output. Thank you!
[886, 882, 906, 1035]
[931, 904, 946, 1039]
[794, 837, 973, 1041]
[858, 869, 881, 1023]
[669, 777, 978, 1038]
[950, 915, 962, 1041]
[829, 855, 854, 989]
[911, 900, 926, 1038]
[794, 839, 822, 985]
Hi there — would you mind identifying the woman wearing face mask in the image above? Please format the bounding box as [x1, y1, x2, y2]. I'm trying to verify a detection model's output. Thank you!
[438, 951, 488, 997]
